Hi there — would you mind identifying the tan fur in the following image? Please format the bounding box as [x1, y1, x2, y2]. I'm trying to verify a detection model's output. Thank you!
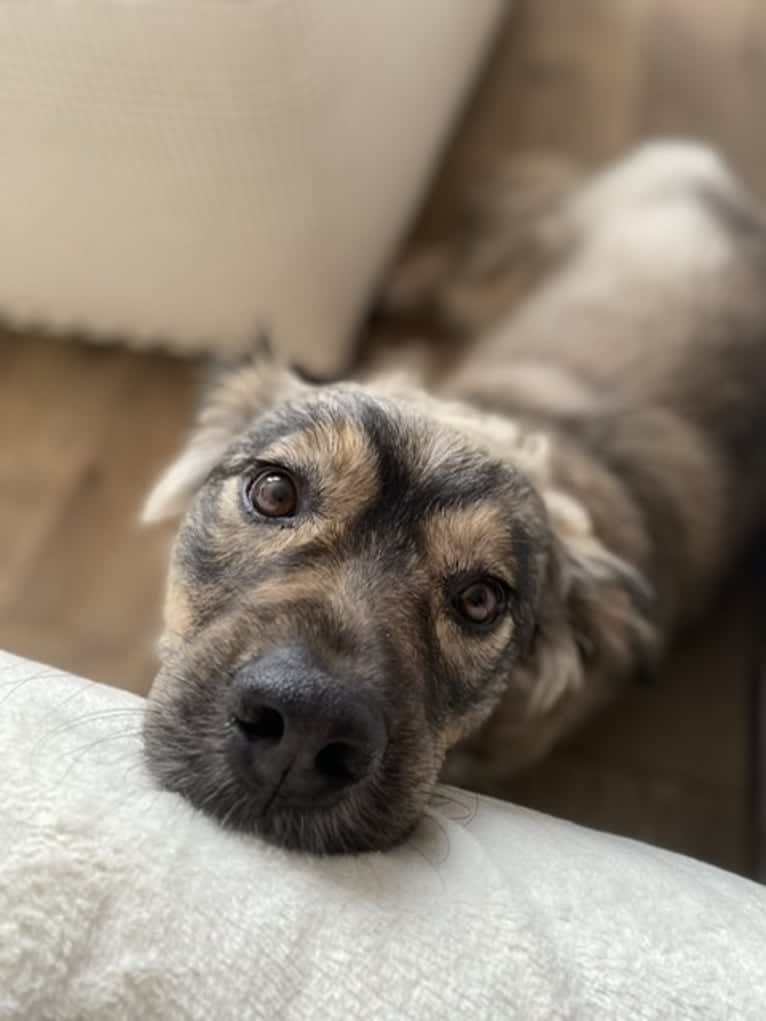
[162, 561, 195, 649]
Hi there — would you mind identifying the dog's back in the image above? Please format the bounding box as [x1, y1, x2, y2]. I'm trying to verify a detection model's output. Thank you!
[452, 145, 766, 427]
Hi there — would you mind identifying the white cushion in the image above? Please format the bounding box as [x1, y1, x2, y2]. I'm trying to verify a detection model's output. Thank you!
[0, 1, 504, 376]
[1, 648, 765, 1020]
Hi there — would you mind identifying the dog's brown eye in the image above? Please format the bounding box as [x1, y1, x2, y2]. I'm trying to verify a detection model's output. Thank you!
[246, 470, 298, 518]
[453, 579, 507, 629]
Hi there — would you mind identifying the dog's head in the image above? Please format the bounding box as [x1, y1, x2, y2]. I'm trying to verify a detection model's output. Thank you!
[142, 348, 655, 853]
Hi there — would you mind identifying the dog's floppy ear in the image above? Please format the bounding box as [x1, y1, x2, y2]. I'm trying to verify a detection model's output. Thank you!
[522, 489, 659, 716]
[142, 340, 307, 524]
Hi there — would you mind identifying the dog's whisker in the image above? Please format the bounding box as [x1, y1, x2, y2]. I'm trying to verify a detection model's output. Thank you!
[46, 708, 146, 736]
[0, 669, 68, 707]
[58, 729, 145, 769]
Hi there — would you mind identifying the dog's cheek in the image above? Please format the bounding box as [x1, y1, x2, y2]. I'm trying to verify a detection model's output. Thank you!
[435, 668, 516, 758]
[161, 558, 196, 650]
[440, 711, 490, 754]
[143, 695, 222, 805]
[159, 489, 246, 644]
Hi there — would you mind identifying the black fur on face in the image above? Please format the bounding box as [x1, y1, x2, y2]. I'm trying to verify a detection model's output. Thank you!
[143, 382, 551, 854]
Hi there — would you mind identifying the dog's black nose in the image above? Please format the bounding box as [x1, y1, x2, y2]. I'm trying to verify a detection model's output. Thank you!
[227, 646, 387, 805]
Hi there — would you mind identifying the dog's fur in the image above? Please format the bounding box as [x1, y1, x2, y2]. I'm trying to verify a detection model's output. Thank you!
[142, 142, 766, 853]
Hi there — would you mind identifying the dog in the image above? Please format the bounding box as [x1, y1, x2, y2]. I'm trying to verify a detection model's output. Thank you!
[141, 142, 766, 854]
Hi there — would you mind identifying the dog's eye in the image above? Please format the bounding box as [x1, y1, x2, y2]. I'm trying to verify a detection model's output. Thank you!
[452, 578, 507, 630]
[245, 469, 298, 519]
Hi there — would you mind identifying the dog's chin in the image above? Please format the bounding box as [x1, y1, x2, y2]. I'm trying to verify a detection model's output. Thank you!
[155, 770, 419, 855]
[202, 787, 416, 855]
[143, 716, 429, 855]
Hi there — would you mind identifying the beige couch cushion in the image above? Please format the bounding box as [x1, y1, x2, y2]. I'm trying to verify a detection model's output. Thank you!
[0, 1, 504, 376]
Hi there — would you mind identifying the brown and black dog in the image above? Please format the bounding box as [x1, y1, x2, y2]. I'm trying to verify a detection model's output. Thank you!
[142, 143, 766, 853]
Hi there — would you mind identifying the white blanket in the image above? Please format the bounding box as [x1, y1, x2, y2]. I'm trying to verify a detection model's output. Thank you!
[1, 648, 765, 1020]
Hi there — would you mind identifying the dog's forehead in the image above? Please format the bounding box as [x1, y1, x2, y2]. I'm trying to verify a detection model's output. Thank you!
[227, 389, 530, 524]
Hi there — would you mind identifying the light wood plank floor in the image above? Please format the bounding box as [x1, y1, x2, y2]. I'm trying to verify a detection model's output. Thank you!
[2, 0, 764, 875]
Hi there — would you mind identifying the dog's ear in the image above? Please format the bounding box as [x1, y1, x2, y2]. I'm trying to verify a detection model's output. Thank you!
[142, 341, 307, 523]
[521, 489, 659, 716]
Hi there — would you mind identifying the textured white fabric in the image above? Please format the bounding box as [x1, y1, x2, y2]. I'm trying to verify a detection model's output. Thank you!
[1, 649, 765, 1020]
[0, 1, 504, 376]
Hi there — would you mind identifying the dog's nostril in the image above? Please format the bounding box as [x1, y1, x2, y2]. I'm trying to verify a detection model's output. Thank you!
[314, 741, 362, 786]
[234, 705, 285, 742]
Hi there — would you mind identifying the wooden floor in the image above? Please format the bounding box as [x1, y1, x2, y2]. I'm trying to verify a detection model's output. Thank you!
[1, 0, 764, 875]
[0, 339, 198, 691]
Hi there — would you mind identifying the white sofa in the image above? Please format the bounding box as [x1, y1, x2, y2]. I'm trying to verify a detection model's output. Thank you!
[2, 649, 765, 1020]
[0, 0, 505, 377]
